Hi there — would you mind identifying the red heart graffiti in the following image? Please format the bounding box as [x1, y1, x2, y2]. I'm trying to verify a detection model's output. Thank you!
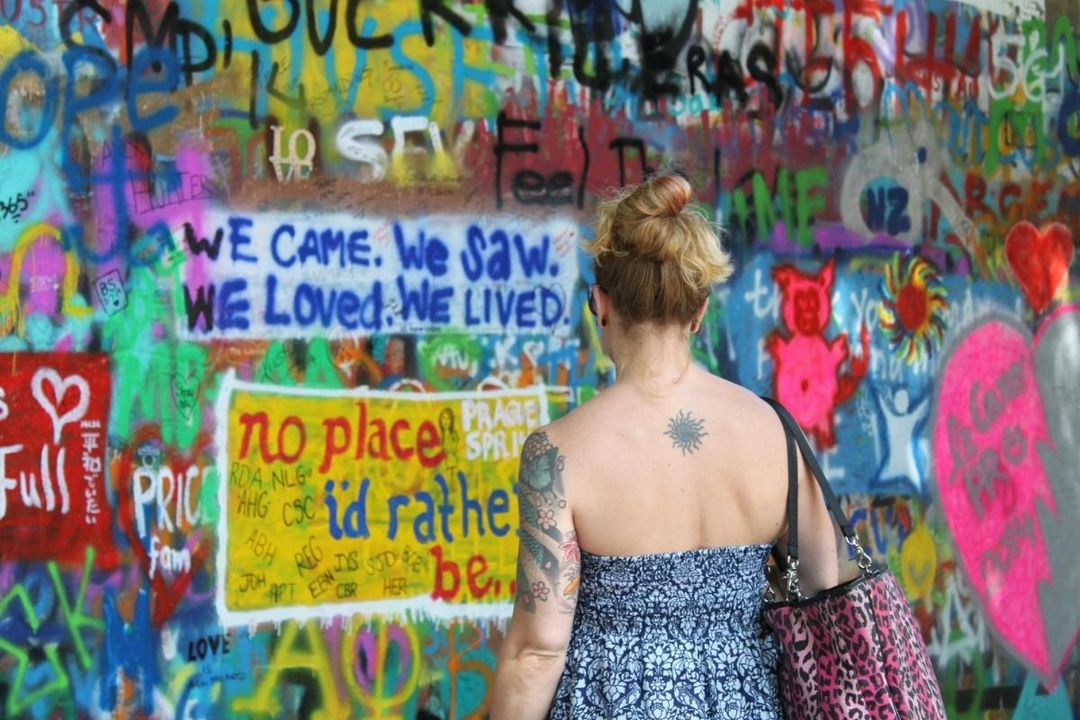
[114, 428, 212, 626]
[1005, 221, 1074, 316]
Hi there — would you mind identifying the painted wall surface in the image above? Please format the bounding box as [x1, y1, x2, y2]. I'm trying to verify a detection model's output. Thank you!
[0, 0, 1078, 717]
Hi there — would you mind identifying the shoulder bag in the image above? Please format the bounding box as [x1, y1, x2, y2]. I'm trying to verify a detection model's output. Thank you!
[761, 397, 947, 720]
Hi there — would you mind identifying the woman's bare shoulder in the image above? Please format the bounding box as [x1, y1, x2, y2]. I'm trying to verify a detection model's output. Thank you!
[522, 388, 620, 460]
[686, 370, 766, 409]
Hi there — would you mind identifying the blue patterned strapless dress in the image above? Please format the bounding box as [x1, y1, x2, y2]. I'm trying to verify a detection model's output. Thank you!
[547, 543, 782, 720]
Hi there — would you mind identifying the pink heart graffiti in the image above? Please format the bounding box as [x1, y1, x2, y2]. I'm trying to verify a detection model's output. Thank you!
[932, 310, 1080, 687]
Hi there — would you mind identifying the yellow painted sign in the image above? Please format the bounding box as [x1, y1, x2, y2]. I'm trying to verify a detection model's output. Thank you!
[214, 372, 546, 625]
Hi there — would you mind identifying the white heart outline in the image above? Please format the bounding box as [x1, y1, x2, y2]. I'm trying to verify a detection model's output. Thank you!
[31, 368, 90, 445]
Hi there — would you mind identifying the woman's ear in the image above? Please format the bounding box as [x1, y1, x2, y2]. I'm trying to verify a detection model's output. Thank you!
[691, 297, 709, 333]
[595, 285, 610, 328]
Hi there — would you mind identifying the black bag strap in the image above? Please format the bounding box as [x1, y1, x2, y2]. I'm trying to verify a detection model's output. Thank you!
[762, 397, 857, 549]
[780, 407, 799, 561]
[762, 397, 874, 598]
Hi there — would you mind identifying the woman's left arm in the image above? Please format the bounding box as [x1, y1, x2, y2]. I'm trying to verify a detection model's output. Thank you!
[491, 430, 580, 720]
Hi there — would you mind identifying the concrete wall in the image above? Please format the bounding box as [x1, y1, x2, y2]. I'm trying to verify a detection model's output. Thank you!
[0, 0, 1077, 717]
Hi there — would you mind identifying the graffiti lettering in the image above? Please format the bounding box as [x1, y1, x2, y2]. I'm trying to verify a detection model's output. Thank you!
[0, 190, 33, 223]
[0, 356, 114, 564]
[282, 495, 317, 526]
[177, 212, 578, 338]
[239, 572, 266, 592]
[269, 125, 317, 182]
[970, 360, 1025, 432]
[268, 582, 296, 604]
[430, 544, 505, 601]
[131, 462, 202, 539]
[236, 487, 269, 518]
[494, 112, 587, 209]
[245, 527, 279, 565]
[464, 428, 528, 461]
[394, 222, 449, 274]
[461, 224, 555, 281]
[325, 477, 371, 540]
[318, 400, 444, 472]
[0, 444, 23, 520]
[149, 535, 192, 578]
[265, 274, 384, 331]
[981, 512, 1036, 585]
[245, 0, 393, 50]
[336, 119, 390, 179]
[186, 633, 231, 662]
[270, 224, 375, 269]
[293, 535, 326, 575]
[237, 412, 307, 465]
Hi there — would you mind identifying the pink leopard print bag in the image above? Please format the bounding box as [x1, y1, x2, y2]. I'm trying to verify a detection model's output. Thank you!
[762, 398, 947, 720]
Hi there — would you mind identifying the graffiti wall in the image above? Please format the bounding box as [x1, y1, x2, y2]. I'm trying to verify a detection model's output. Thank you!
[0, 0, 1077, 717]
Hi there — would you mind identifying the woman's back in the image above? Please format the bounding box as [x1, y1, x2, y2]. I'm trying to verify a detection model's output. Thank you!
[555, 366, 789, 558]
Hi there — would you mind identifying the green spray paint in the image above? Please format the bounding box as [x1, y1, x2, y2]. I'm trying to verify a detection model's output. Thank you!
[417, 333, 484, 391]
[721, 167, 829, 247]
[106, 270, 209, 450]
[254, 339, 344, 389]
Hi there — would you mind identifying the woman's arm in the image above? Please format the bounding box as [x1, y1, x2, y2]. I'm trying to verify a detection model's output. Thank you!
[783, 453, 841, 595]
[491, 430, 580, 720]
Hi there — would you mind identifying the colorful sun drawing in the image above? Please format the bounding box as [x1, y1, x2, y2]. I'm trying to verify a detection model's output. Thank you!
[879, 255, 948, 363]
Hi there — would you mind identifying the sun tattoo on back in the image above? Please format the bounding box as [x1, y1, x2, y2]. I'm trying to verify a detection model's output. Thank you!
[665, 410, 707, 455]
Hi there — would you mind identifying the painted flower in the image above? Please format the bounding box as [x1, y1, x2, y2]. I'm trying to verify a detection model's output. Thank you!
[532, 581, 550, 601]
[879, 254, 947, 363]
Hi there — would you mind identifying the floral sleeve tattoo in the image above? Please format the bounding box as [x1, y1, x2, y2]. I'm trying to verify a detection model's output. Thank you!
[515, 431, 580, 612]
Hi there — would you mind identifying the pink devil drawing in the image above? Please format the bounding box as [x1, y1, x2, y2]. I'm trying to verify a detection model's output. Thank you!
[767, 257, 869, 448]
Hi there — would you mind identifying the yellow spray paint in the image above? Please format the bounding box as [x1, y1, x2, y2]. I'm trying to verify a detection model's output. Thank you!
[231, 620, 350, 720]
[0, 223, 92, 337]
[900, 522, 938, 601]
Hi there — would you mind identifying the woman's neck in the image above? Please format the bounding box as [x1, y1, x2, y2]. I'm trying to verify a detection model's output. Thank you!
[609, 322, 695, 397]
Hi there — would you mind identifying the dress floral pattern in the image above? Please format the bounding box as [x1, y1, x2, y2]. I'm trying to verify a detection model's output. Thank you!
[547, 544, 782, 720]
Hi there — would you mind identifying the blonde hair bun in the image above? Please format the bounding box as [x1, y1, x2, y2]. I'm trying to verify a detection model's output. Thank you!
[637, 173, 692, 218]
[585, 172, 734, 325]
